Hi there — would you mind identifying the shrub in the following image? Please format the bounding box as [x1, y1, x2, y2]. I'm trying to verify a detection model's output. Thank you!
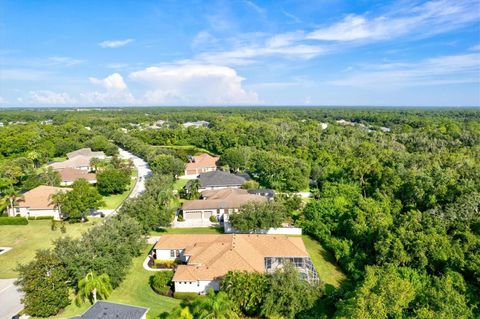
[154, 259, 176, 269]
[174, 292, 200, 301]
[150, 271, 174, 295]
[0, 216, 28, 225]
[177, 214, 184, 222]
[29, 216, 54, 220]
[209, 215, 217, 222]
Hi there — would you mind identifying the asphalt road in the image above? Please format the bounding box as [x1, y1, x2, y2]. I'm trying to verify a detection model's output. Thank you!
[0, 279, 22, 319]
[118, 147, 151, 198]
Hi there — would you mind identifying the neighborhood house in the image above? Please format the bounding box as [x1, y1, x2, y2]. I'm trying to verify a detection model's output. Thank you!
[183, 153, 219, 178]
[49, 148, 106, 171]
[66, 147, 106, 160]
[153, 234, 319, 294]
[195, 170, 247, 191]
[180, 188, 266, 223]
[10, 185, 71, 220]
[58, 167, 97, 186]
[70, 301, 148, 319]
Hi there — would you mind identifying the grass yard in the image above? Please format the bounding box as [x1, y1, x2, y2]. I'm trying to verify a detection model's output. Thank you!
[302, 235, 346, 288]
[173, 178, 188, 191]
[100, 178, 136, 210]
[156, 144, 212, 155]
[0, 220, 96, 278]
[53, 247, 181, 319]
[151, 226, 224, 235]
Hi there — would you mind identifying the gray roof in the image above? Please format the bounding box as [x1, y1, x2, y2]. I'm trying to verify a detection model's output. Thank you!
[247, 189, 275, 198]
[74, 301, 148, 319]
[198, 171, 247, 188]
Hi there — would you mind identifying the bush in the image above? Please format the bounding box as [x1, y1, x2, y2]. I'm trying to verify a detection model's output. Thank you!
[154, 260, 176, 269]
[150, 271, 174, 295]
[0, 216, 28, 225]
[209, 215, 217, 222]
[28, 216, 54, 220]
[174, 292, 200, 301]
[177, 214, 184, 222]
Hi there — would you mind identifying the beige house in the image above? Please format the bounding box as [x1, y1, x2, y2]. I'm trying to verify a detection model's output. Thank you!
[180, 188, 266, 223]
[11, 185, 71, 220]
[49, 155, 95, 171]
[66, 148, 106, 160]
[58, 168, 96, 186]
[183, 153, 219, 178]
[153, 234, 319, 294]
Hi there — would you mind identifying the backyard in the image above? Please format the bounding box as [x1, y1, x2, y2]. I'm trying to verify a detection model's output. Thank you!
[52, 247, 181, 318]
[0, 220, 95, 278]
[99, 174, 136, 210]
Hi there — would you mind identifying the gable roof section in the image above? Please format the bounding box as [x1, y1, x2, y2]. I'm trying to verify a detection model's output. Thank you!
[67, 148, 105, 159]
[59, 168, 96, 182]
[16, 185, 71, 209]
[49, 155, 92, 170]
[198, 170, 247, 188]
[181, 189, 266, 210]
[154, 234, 309, 281]
[185, 153, 219, 171]
[75, 301, 148, 319]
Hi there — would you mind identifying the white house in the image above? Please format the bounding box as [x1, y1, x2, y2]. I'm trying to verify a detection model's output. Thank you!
[11, 185, 71, 220]
[180, 188, 266, 223]
[153, 234, 319, 294]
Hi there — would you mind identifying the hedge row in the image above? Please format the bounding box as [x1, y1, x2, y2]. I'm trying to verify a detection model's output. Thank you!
[0, 216, 29, 225]
[27, 216, 54, 220]
[173, 292, 200, 301]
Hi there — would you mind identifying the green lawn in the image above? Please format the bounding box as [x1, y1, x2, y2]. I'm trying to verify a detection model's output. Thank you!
[0, 220, 95, 278]
[302, 235, 346, 288]
[53, 247, 181, 319]
[100, 178, 136, 210]
[173, 178, 188, 191]
[151, 227, 224, 235]
[156, 145, 212, 155]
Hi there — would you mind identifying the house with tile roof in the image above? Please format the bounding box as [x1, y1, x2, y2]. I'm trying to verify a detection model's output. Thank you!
[10, 185, 71, 220]
[49, 155, 95, 171]
[195, 170, 247, 191]
[180, 188, 266, 223]
[153, 234, 319, 294]
[183, 153, 219, 178]
[66, 148, 106, 160]
[58, 167, 97, 186]
[71, 301, 148, 319]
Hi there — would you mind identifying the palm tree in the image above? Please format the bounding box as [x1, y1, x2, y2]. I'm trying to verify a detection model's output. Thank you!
[76, 272, 113, 305]
[2, 185, 20, 217]
[49, 191, 66, 219]
[192, 289, 239, 319]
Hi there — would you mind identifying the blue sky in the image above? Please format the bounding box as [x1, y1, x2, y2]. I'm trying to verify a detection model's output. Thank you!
[1, 0, 479, 107]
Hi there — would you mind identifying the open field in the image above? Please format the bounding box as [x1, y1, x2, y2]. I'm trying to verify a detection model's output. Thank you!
[0, 220, 96, 278]
[302, 235, 346, 288]
[52, 247, 181, 318]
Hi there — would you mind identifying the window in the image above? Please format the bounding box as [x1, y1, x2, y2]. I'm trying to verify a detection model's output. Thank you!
[15, 208, 20, 213]
[170, 250, 175, 258]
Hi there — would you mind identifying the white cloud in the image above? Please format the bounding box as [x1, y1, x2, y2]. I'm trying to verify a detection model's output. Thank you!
[243, 0, 265, 14]
[129, 64, 258, 104]
[330, 53, 480, 88]
[21, 90, 77, 104]
[84, 73, 134, 104]
[98, 39, 134, 48]
[47, 56, 84, 66]
[307, 0, 479, 42]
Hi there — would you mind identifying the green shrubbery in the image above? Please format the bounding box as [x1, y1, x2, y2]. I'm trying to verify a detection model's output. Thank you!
[154, 259, 176, 269]
[173, 292, 200, 301]
[0, 216, 28, 225]
[150, 271, 173, 295]
[28, 216, 54, 220]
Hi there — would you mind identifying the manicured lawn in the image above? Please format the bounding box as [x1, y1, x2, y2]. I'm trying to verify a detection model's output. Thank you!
[173, 178, 188, 191]
[53, 247, 181, 318]
[302, 235, 346, 288]
[100, 178, 136, 210]
[151, 227, 224, 235]
[0, 220, 96, 278]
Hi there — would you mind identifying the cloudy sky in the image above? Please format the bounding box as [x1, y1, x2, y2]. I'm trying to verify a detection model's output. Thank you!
[0, 0, 479, 107]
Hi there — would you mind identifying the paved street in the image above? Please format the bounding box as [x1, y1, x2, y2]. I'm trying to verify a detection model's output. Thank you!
[118, 148, 151, 198]
[0, 279, 22, 319]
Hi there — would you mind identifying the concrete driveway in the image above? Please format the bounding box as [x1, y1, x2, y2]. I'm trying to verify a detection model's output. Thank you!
[0, 279, 23, 319]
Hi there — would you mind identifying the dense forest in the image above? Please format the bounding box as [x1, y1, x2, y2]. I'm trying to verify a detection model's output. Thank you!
[1, 107, 479, 318]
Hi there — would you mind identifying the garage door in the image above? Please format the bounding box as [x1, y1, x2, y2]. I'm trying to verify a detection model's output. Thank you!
[185, 211, 202, 220]
[203, 211, 213, 218]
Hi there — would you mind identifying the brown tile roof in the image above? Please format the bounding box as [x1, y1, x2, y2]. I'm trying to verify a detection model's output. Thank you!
[154, 234, 308, 281]
[16, 185, 71, 209]
[59, 168, 96, 182]
[185, 153, 219, 171]
[181, 188, 266, 210]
